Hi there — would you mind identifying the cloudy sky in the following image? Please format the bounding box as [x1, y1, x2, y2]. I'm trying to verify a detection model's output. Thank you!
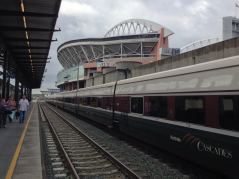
[33, 0, 235, 93]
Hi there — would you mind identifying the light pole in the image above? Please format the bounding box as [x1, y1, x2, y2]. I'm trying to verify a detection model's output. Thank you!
[75, 61, 80, 115]
[77, 61, 80, 90]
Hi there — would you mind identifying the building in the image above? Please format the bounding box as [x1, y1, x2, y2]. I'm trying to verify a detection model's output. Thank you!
[40, 88, 60, 96]
[223, 16, 239, 40]
[56, 19, 176, 91]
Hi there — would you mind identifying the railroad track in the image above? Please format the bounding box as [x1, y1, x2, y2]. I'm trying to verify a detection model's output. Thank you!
[40, 116, 70, 178]
[39, 102, 141, 179]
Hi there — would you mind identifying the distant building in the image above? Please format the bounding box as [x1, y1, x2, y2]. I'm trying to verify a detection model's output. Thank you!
[223, 16, 239, 40]
[41, 88, 60, 96]
[56, 19, 176, 91]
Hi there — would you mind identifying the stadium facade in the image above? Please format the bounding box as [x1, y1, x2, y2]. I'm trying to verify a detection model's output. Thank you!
[56, 19, 176, 91]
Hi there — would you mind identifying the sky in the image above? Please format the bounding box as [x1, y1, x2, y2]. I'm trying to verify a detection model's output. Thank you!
[33, 0, 236, 94]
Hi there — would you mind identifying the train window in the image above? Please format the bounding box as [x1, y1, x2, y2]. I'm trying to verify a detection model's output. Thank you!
[90, 97, 97, 107]
[73, 97, 77, 104]
[81, 97, 87, 105]
[97, 97, 102, 108]
[222, 99, 233, 111]
[65, 97, 71, 103]
[102, 97, 112, 110]
[115, 97, 130, 113]
[185, 98, 203, 110]
[176, 96, 205, 125]
[219, 96, 239, 131]
[131, 97, 143, 114]
[148, 96, 167, 118]
[78, 97, 83, 105]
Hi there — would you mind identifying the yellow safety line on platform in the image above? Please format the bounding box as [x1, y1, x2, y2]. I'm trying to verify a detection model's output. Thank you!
[5, 104, 35, 179]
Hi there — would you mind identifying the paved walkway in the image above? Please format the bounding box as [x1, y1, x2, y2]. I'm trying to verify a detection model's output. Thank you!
[13, 103, 42, 179]
[0, 102, 43, 179]
[0, 114, 25, 179]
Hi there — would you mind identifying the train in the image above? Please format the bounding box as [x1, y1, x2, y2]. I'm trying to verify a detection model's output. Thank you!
[47, 55, 239, 179]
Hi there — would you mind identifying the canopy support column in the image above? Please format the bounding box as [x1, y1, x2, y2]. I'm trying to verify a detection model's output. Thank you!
[20, 83, 23, 97]
[29, 88, 32, 101]
[6, 56, 10, 99]
[1, 50, 7, 98]
[14, 73, 19, 103]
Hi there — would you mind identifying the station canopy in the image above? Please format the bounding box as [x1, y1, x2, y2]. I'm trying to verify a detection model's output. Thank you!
[0, 0, 61, 88]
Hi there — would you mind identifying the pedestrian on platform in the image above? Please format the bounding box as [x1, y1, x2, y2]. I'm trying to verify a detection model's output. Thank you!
[7, 96, 17, 122]
[0, 98, 4, 128]
[0, 98, 8, 128]
[19, 95, 29, 123]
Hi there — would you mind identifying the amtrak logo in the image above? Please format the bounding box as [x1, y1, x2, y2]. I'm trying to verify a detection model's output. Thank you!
[182, 133, 232, 159]
[182, 133, 201, 146]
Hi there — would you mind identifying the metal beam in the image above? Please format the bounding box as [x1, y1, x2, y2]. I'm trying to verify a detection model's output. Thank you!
[14, 52, 48, 55]
[16, 57, 51, 60]
[2, 51, 7, 98]
[29, 89, 32, 101]
[6, 55, 10, 99]
[80, 46, 89, 62]
[25, 66, 45, 68]
[0, 10, 57, 17]
[14, 72, 19, 103]
[0, 26, 61, 32]
[90, 45, 96, 59]
[20, 62, 46, 64]
[61, 50, 72, 68]
[6, 38, 57, 42]
[6, 75, 10, 99]
[58, 53, 68, 68]
[17, 59, 47, 62]
[29, 68, 45, 70]
[72, 46, 82, 64]
[66, 48, 77, 65]
[20, 83, 23, 97]
[10, 46, 49, 50]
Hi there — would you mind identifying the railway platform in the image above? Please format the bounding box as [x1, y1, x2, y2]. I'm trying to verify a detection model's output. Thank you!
[0, 102, 42, 179]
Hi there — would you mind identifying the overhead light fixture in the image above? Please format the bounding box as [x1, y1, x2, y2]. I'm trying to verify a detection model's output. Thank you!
[21, 0, 32, 65]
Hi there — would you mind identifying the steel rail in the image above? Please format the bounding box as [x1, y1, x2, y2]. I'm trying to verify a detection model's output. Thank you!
[45, 102, 142, 179]
[38, 103, 80, 179]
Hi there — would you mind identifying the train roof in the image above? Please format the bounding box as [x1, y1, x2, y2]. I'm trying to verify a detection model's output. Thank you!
[48, 55, 239, 98]
[117, 55, 239, 86]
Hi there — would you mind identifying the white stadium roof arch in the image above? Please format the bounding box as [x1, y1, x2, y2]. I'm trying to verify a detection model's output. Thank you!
[104, 19, 174, 37]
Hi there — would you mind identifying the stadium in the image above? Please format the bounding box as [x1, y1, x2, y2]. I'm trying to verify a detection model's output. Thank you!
[56, 19, 175, 90]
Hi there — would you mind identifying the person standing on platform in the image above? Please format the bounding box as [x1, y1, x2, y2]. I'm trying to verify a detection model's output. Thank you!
[7, 96, 17, 122]
[19, 95, 29, 123]
[0, 98, 5, 128]
[0, 98, 8, 128]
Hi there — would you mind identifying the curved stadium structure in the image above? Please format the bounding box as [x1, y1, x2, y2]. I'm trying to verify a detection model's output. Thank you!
[57, 19, 174, 90]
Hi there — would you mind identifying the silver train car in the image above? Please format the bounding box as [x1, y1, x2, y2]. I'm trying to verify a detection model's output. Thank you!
[47, 55, 239, 178]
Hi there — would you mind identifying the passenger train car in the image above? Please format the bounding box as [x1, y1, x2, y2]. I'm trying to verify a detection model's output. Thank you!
[47, 55, 239, 178]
